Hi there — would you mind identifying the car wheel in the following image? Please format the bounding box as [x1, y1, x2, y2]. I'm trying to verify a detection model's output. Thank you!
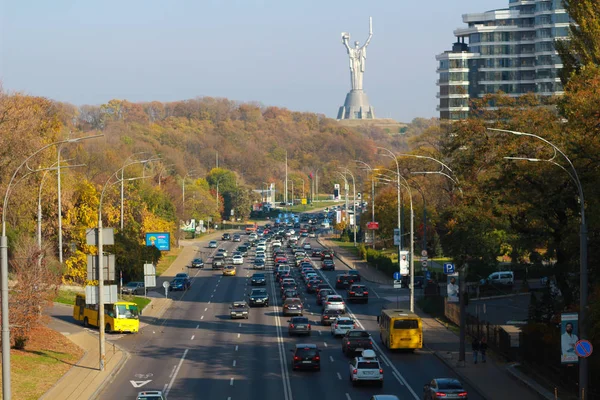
[83, 317, 89, 327]
[105, 324, 112, 333]
[245, 315, 249, 319]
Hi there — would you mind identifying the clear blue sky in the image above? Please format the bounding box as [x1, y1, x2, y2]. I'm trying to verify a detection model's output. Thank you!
[1, 0, 504, 122]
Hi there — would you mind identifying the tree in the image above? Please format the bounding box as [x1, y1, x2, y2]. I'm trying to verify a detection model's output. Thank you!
[555, 0, 600, 84]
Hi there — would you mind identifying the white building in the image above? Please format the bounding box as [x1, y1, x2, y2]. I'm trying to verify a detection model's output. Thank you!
[437, 0, 570, 120]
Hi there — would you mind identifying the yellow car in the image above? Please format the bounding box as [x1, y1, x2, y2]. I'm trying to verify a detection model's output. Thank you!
[223, 266, 236, 276]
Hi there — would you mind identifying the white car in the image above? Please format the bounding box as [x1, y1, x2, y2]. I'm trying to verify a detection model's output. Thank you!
[217, 249, 228, 257]
[256, 244, 266, 253]
[208, 240, 218, 248]
[272, 240, 282, 247]
[331, 317, 356, 337]
[308, 232, 316, 238]
[303, 243, 311, 250]
[349, 350, 383, 387]
[323, 295, 345, 313]
[232, 255, 244, 265]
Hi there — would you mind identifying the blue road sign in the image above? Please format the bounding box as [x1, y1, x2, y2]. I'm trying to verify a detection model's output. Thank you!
[393, 272, 401, 280]
[443, 263, 455, 274]
[575, 340, 593, 358]
[425, 271, 431, 280]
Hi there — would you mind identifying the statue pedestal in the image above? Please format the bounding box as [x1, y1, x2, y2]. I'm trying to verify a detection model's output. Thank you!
[337, 90, 375, 120]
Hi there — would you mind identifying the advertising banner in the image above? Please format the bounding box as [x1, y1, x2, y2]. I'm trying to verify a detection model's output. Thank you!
[561, 313, 579, 364]
[447, 272, 459, 303]
[399, 250, 410, 276]
[145, 232, 171, 251]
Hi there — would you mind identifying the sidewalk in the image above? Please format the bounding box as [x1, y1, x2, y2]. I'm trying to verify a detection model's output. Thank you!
[319, 235, 553, 400]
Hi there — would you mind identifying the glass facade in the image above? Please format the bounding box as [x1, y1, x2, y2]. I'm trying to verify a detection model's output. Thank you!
[436, 0, 571, 120]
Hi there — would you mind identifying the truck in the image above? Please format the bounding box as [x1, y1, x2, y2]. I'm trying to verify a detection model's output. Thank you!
[341, 329, 374, 356]
[212, 255, 225, 269]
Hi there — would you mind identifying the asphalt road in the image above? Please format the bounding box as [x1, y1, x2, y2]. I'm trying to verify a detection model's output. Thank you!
[94, 229, 484, 400]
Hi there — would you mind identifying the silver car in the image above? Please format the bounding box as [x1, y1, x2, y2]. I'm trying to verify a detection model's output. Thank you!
[323, 295, 345, 313]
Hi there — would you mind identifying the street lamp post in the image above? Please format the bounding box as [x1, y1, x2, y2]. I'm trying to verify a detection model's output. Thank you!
[287, 180, 294, 205]
[334, 172, 349, 226]
[1, 134, 102, 399]
[355, 161, 376, 249]
[489, 128, 589, 400]
[341, 168, 357, 247]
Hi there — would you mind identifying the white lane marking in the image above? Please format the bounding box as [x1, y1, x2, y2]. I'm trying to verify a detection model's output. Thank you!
[323, 342, 328, 347]
[190, 335, 195, 340]
[235, 345, 239, 351]
[318, 330, 322, 335]
[337, 372, 342, 380]
[213, 289, 217, 292]
[196, 324, 199, 329]
[208, 301, 211, 304]
[168, 365, 177, 378]
[227, 397, 231, 400]
[210, 294, 214, 298]
[370, 287, 381, 299]
[345, 394, 352, 400]
[237, 333, 240, 338]
[329, 356, 334, 362]
[380, 356, 390, 367]
[233, 360, 237, 367]
[165, 348, 189, 397]
[201, 316, 204, 320]
[163, 383, 168, 393]
[313, 259, 420, 400]
[393, 370, 405, 385]
[204, 308, 208, 312]
[230, 378, 234, 386]
[239, 323, 242, 328]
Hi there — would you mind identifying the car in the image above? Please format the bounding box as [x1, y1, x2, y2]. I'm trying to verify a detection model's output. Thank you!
[311, 249, 322, 257]
[229, 301, 249, 319]
[233, 234, 241, 242]
[136, 390, 165, 400]
[306, 278, 323, 294]
[248, 288, 269, 307]
[308, 232, 316, 238]
[236, 245, 248, 256]
[290, 343, 320, 371]
[212, 256, 225, 269]
[281, 281, 297, 294]
[320, 308, 343, 325]
[175, 273, 189, 279]
[331, 316, 356, 336]
[301, 232, 309, 237]
[288, 316, 312, 336]
[335, 274, 355, 289]
[303, 243, 311, 250]
[282, 288, 299, 301]
[349, 349, 383, 387]
[208, 240, 218, 248]
[321, 259, 335, 271]
[223, 266, 236, 276]
[348, 270, 361, 282]
[315, 283, 331, 296]
[317, 288, 334, 305]
[423, 378, 468, 399]
[232, 255, 244, 265]
[368, 396, 400, 400]
[347, 284, 369, 303]
[323, 295, 345, 313]
[191, 258, 204, 268]
[321, 250, 334, 260]
[342, 329, 374, 355]
[217, 248, 228, 257]
[250, 273, 266, 286]
[170, 277, 190, 291]
[122, 281, 145, 295]
[253, 258, 266, 270]
[222, 233, 231, 240]
[282, 298, 303, 316]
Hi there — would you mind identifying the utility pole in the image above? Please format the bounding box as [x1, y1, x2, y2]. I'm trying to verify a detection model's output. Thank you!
[57, 147, 64, 263]
[216, 151, 219, 169]
[284, 151, 288, 207]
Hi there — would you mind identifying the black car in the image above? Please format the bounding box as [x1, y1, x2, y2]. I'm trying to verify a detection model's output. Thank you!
[424, 378, 468, 399]
[191, 258, 204, 268]
[222, 233, 231, 240]
[315, 283, 331, 295]
[248, 288, 269, 307]
[335, 274, 355, 289]
[348, 270, 361, 282]
[347, 284, 369, 303]
[291, 343, 320, 371]
[320, 308, 343, 325]
[233, 234, 241, 242]
[321, 259, 335, 271]
[282, 288, 299, 301]
[251, 273, 266, 286]
[288, 316, 311, 336]
[170, 277, 191, 291]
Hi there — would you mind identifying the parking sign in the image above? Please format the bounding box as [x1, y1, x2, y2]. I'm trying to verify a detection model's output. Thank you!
[443, 263, 455, 274]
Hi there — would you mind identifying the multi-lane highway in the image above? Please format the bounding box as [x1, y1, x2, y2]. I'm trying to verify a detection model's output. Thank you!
[100, 228, 483, 400]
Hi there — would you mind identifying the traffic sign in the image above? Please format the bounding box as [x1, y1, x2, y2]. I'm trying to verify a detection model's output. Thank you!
[420, 256, 428, 262]
[443, 263, 455, 274]
[575, 340, 593, 358]
[393, 272, 401, 280]
[393, 279, 403, 289]
[421, 250, 428, 257]
[367, 222, 379, 230]
[425, 271, 431, 280]
[421, 261, 428, 267]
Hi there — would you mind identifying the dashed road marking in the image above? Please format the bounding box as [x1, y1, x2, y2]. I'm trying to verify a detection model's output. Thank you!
[201, 316, 204, 320]
[235, 345, 239, 351]
[337, 372, 342, 380]
[345, 394, 351, 400]
[230, 378, 234, 386]
[196, 324, 199, 329]
[323, 342, 328, 347]
[329, 356, 334, 362]
[190, 335, 195, 340]
[233, 360, 237, 367]
[204, 308, 208, 312]
[393, 371, 405, 385]
[237, 333, 240, 338]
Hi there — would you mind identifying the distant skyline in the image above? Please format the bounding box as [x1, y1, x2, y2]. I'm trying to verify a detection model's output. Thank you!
[1, 0, 504, 123]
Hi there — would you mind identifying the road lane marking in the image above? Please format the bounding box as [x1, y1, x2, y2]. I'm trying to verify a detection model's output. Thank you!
[323, 342, 328, 347]
[230, 378, 234, 386]
[196, 324, 199, 329]
[208, 301, 211, 304]
[201, 316, 204, 320]
[345, 394, 352, 400]
[318, 330, 322, 335]
[191, 335, 195, 340]
[329, 356, 334, 362]
[235, 345, 239, 351]
[370, 287, 381, 298]
[204, 308, 208, 312]
[165, 348, 189, 397]
[337, 372, 342, 380]
[237, 333, 240, 338]
[168, 365, 177, 378]
[393, 371, 405, 385]
[380, 356, 390, 367]
[239, 323, 242, 328]
[210, 294, 214, 298]
[233, 360, 236, 367]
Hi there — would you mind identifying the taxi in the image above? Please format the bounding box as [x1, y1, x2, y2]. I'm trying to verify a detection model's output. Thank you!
[223, 265, 237, 276]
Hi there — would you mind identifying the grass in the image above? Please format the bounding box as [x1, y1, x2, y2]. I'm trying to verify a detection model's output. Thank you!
[0, 325, 84, 400]
[156, 247, 182, 276]
[54, 289, 81, 306]
[122, 295, 152, 311]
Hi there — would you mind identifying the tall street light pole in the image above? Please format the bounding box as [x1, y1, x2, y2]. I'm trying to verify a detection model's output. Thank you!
[287, 180, 294, 205]
[377, 147, 402, 279]
[334, 172, 349, 227]
[1, 134, 102, 399]
[355, 161, 376, 249]
[341, 168, 357, 247]
[489, 128, 588, 400]
[284, 151, 288, 207]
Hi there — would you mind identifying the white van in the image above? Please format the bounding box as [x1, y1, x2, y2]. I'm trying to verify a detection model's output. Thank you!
[484, 271, 514, 286]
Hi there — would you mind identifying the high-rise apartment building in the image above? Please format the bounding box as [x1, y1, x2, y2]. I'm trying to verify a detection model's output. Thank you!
[436, 0, 570, 120]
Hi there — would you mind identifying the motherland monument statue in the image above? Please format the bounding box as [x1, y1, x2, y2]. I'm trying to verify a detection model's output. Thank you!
[337, 17, 376, 120]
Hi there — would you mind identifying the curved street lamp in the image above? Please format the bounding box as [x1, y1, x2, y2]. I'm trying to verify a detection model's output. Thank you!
[489, 127, 588, 399]
[1, 134, 102, 398]
[355, 160, 376, 249]
[340, 168, 357, 247]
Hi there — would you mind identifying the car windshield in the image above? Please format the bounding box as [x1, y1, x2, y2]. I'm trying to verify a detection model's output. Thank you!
[325, 309, 343, 315]
[251, 289, 267, 295]
[116, 304, 139, 319]
[233, 303, 246, 308]
[252, 274, 265, 278]
[172, 278, 184, 283]
[393, 319, 419, 329]
[291, 317, 308, 323]
[338, 318, 354, 324]
[357, 361, 379, 369]
[438, 380, 464, 390]
[296, 348, 317, 357]
[137, 396, 164, 400]
[285, 299, 301, 305]
[328, 296, 342, 302]
[348, 331, 369, 338]
[125, 282, 139, 288]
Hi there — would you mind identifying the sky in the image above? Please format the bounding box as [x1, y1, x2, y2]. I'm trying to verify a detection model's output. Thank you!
[1, 0, 504, 123]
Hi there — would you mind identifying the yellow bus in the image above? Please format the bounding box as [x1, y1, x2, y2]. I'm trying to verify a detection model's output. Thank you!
[73, 294, 140, 333]
[377, 308, 423, 350]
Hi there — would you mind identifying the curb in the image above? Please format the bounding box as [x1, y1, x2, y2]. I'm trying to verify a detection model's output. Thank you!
[505, 363, 558, 400]
[90, 340, 131, 400]
[39, 338, 90, 400]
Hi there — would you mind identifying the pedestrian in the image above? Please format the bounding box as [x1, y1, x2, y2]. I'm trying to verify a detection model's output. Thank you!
[480, 337, 488, 363]
[471, 337, 480, 364]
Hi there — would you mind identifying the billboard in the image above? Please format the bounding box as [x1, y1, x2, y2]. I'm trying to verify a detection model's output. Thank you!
[447, 272, 459, 303]
[145, 232, 171, 251]
[399, 250, 410, 276]
[561, 313, 579, 364]
[334, 184, 340, 200]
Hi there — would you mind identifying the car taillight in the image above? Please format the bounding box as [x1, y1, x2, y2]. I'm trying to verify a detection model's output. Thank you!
[308, 324, 311, 329]
[379, 369, 383, 374]
[458, 393, 468, 397]
[334, 324, 338, 328]
[352, 369, 357, 374]
[313, 355, 320, 361]
[349, 292, 355, 295]
[337, 280, 341, 283]
[364, 291, 369, 295]
[347, 341, 351, 345]
[294, 356, 300, 361]
[327, 302, 331, 304]
[353, 324, 358, 328]
[289, 324, 294, 328]
[435, 393, 447, 397]
[369, 341, 373, 345]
